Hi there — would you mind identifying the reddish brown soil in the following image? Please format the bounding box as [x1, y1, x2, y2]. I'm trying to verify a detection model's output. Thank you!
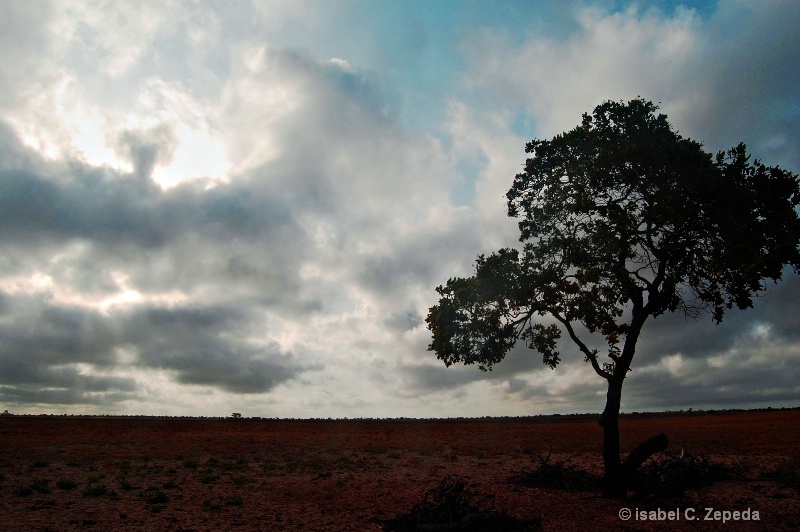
[1, 409, 797, 531]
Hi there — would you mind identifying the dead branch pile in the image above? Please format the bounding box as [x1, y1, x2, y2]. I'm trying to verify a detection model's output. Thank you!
[508, 447, 599, 492]
[631, 450, 742, 502]
[381, 475, 541, 531]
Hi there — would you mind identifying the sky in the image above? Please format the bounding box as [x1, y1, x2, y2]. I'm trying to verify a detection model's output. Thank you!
[1, 0, 798, 418]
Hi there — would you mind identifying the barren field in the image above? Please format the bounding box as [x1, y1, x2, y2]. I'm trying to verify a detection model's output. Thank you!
[0, 409, 797, 530]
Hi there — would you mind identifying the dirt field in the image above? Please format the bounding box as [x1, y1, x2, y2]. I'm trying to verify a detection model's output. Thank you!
[0, 409, 797, 530]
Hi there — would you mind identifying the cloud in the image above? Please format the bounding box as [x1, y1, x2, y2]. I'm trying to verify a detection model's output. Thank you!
[465, 2, 800, 169]
[0, 1, 797, 416]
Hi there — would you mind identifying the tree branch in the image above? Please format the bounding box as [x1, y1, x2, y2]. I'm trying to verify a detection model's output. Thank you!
[554, 313, 611, 380]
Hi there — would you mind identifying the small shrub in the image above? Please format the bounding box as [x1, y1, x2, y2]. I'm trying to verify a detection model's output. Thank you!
[383, 475, 540, 531]
[162, 480, 178, 489]
[232, 475, 254, 485]
[142, 487, 169, 504]
[29, 460, 49, 470]
[56, 478, 77, 490]
[759, 457, 799, 490]
[631, 452, 742, 501]
[199, 470, 218, 484]
[183, 459, 198, 469]
[30, 478, 51, 493]
[118, 477, 136, 491]
[14, 485, 34, 496]
[66, 459, 81, 468]
[509, 449, 599, 492]
[83, 484, 109, 497]
[226, 495, 243, 506]
[202, 499, 221, 511]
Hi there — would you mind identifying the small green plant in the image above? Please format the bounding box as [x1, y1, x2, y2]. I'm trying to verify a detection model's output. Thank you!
[231, 475, 255, 485]
[162, 480, 178, 489]
[759, 457, 799, 490]
[202, 499, 221, 511]
[56, 478, 77, 490]
[509, 449, 599, 492]
[29, 460, 49, 470]
[199, 470, 218, 484]
[66, 458, 81, 467]
[82, 484, 109, 497]
[183, 459, 198, 469]
[226, 495, 243, 506]
[14, 486, 33, 496]
[118, 460, 132, 472]
[29, 478, 51, 493]
[118, 477, 136, 491]
[142, 487, 169, 504]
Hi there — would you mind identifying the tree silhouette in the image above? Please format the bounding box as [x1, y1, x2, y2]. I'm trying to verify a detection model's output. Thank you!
[426, 98, 800, 498]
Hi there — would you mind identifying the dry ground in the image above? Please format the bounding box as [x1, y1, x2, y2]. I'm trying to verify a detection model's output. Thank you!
[0, 409, 797, 530]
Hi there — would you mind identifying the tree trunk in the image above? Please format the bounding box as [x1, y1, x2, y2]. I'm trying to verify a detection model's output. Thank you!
[599, 378, 669, 499]
[599, 376, 625, 498]
[598, 304, 669, 498]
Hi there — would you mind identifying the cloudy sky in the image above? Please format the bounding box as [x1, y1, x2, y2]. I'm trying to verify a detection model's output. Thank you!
[1, 0, 798, 418]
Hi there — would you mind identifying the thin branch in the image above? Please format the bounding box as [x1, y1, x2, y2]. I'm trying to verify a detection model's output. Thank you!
[553, 313, 611, 380]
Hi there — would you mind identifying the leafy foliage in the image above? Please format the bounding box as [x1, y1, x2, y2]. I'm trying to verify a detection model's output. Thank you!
[427, 98, 800, 381]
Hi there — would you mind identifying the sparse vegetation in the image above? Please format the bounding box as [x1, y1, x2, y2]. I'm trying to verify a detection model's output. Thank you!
[509, 448, 599, 492]
[382, 475, 541, 531]
[199, 469, 219, 484]
[202, 498, 222, 511]
[28, 459, 49, 470]
[226, 494, 243, 506]
[56, 478, 77, 490]
[1, 412, 795, 529]
[759, 457, 799, 491]
[118, 477, 136, 491]
[82, 484, 109, 497]
[142, 486, 169, 504]
[631, 451, 743, 501]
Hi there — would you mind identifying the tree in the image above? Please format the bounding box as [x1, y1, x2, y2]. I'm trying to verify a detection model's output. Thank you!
[426, 98, 800, 499]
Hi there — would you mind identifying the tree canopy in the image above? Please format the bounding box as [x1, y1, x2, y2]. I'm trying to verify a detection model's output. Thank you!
[427, 98, 800, 383]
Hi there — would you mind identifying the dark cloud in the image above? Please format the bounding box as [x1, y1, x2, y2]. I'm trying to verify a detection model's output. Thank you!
[121, 304, 303, 394]
[0, 122, 315, 405]
[0, 292, 306, 405]
[115, 124, 179, 181]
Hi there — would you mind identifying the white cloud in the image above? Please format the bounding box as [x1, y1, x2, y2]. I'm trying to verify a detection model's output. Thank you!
[0, 1, 797, 417]
[467, 5, 700, 137]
